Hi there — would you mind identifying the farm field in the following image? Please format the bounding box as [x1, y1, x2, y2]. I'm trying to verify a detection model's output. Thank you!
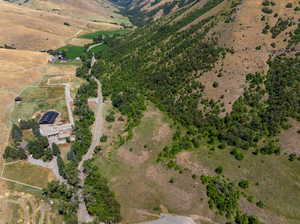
[57, 44, 86, 59]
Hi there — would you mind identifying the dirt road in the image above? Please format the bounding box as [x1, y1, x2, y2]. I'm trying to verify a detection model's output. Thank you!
[77, 55, 104, 223]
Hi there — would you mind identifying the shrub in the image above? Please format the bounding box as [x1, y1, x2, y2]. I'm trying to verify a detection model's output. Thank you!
[288, 153, 297, 161]
[238, 180, 249, 189]
[261, 7, 273, 14]
[105, 112, 115, 122]
[11, 124, 22, 143]
[256, 200, 265, 208]
[255, 45, 262, 50]
[215, 166, 223, 174]
[100, 135, 108, 142]
[212, 81, 219, 88]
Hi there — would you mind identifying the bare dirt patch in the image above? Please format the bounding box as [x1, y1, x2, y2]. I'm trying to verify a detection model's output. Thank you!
[280, 119, 300, 155]
[199, 0, 270, 113]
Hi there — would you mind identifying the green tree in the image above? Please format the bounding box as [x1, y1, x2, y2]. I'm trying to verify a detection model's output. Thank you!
[3, 146, 27, 162]
[238, 180, 249, 189]
[11, 124, 22, 142]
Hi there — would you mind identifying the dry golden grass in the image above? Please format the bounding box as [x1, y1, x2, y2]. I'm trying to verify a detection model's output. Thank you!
[20, 0, 127, 23]
[198, 0, 300, 113]
[0, 49, 78, 199]
[0, 49, 49, 182]
[0, 1, 121, 50]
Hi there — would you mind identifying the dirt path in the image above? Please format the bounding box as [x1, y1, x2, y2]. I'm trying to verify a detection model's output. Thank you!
[0, 176, 42, 190]
[87, 43, 103, 52]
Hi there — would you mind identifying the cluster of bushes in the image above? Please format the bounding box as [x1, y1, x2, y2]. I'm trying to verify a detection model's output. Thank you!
[83, 160, 121, 223]
[3, 120, 54, 162]
[288, 23, 300, 47]
[201, 175, 263, 223]
[270, 18, 293, 38]
[43, 181, 78, 223]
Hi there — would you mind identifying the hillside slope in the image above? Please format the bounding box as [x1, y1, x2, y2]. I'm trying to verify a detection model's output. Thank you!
[110, 0, 196, 25]
[6, 0, 129, 24]
[0, 1, 121, 50]
[89, 0, 300, 223]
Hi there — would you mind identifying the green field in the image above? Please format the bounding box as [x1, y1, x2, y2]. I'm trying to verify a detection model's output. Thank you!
[57, 45, 85, 59]
[79, 29, 130, 40]
[11, 85, 68, 124]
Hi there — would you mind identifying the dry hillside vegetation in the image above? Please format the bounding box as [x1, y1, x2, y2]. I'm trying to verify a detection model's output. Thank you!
[94, 106, 216, 223]
[0, 49, 48, 175]
[9, 0, 128, 23]
[0, 1, 121, 50]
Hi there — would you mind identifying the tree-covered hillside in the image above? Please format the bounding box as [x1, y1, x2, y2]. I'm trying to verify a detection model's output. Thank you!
[110, 0, 198, 25]
[90, 0, 300, 223]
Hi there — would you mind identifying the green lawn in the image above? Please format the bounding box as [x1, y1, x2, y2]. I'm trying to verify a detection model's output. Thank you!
[57, 45, 85, 59]
[79, 29, 130, 40]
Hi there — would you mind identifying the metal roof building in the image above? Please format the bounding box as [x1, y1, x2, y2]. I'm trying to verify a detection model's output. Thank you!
[39, 111, 59, 124]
